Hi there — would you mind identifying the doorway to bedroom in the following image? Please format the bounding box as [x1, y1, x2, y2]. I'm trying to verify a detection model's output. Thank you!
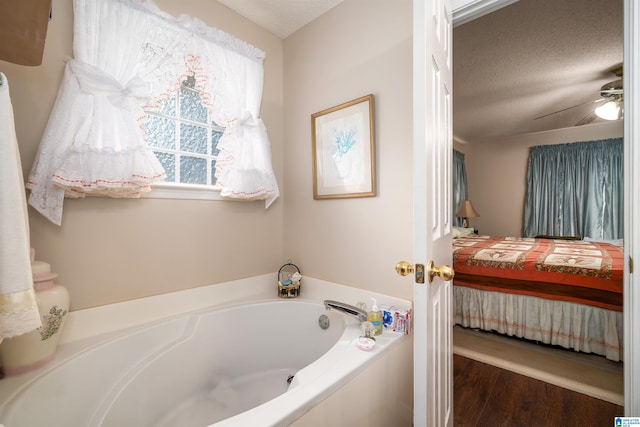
[450, 0, 626, 411]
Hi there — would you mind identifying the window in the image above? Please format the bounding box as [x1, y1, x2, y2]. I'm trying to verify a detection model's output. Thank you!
[452, 149, 468, 227]
[144, 75, 225, 195]
[26, 0, 278, 225]
[522, 138, 623, 239]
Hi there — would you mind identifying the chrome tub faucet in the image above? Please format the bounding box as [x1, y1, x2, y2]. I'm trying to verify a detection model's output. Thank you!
[323, 300, 368, 323]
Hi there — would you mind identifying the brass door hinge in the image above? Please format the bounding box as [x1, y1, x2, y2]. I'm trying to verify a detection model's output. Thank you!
[630, 256, 634, 273]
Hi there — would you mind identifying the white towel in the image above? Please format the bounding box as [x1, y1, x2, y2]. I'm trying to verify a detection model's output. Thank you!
[0, 73, 41, 341]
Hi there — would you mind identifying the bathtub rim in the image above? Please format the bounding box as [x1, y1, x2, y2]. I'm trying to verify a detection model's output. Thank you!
[0, 275, 412, 426]
[59, 274, 412, 346]
[213, 318, 408, 426]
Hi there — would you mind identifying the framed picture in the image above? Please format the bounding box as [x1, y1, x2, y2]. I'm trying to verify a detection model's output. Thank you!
[311, 94, 375, 199]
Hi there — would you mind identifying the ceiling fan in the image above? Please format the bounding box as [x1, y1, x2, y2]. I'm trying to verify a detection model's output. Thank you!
[534, 65, 624, 126]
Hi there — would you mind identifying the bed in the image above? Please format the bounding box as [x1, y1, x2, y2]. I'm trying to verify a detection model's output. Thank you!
[452, 231, 624, 361]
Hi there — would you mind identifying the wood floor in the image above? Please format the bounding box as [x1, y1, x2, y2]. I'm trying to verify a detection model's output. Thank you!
[453, 354, 624, 426]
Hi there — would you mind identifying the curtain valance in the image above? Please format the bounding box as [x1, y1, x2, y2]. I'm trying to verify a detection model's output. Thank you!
[27, 0, 279, 225]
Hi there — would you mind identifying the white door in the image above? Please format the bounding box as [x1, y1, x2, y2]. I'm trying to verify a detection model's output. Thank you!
[624, 0, 640, 414]
[411, 0, 454, 426]
[407, 0, 640, 421]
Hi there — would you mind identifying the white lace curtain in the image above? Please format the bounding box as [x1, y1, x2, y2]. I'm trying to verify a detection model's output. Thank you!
[27, 0, 279, 226]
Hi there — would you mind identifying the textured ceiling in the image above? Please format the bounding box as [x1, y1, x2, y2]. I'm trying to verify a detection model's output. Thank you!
[454, 0, 623, 143]
[217, 0, 623, 144]
[217, 0, 345, 39]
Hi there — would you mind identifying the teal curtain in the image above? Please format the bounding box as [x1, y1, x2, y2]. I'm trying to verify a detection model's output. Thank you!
[522, 138, 623, 239]
[453, 150, 468, 227]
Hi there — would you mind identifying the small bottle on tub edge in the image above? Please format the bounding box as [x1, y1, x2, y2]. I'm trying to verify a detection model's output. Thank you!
[368, 298, 383, 336]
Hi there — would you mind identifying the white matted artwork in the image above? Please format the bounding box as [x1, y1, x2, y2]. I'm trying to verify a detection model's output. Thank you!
[311, 94, 375, 199]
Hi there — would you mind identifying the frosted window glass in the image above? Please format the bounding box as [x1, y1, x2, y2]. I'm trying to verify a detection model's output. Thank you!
[145, 115, 176, 150]
[211, 128, 222, 156]
[154, 151, 176, 182]
[180, 88, 207, 124]
[145, 77, 224, 189]
[180, 124, 207, 154]
[159, 95, 177, 117]
[180, 156, 207, 184]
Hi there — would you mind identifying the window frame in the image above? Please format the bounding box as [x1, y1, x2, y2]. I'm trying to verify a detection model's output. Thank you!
[143, 182, 224, 201]
[142, 77, 225, 200]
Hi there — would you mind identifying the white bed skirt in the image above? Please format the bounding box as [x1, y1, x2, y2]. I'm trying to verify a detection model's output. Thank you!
[453, 286, 623, 362]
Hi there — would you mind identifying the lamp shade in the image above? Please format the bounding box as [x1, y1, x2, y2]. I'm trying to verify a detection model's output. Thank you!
[456, 200, 480, 218]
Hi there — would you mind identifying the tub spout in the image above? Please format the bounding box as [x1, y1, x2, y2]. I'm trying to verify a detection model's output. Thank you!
[323, 300, 368, 323]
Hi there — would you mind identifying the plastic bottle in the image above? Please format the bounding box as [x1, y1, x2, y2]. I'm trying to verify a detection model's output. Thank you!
[368, 298, 383, 336]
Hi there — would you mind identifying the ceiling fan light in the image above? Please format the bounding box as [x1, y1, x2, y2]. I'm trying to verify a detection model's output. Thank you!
[595, 100, 621, 121]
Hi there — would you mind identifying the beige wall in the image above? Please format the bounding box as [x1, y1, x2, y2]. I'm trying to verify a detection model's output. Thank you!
[283, 0, 414, 300]
[6, 0, 618, 309]
[2, 0, 284, 310]
[464, 121, 624, 236]
[4, 0, 414, 310]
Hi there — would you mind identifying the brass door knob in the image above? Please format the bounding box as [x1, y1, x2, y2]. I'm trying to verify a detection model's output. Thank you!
[395, 261, 425, 283]
[427, 260, 455, 283]
[395, 261, 415, 276]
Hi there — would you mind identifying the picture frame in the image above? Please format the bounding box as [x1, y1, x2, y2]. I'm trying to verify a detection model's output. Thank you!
[311, 94, 376, 199]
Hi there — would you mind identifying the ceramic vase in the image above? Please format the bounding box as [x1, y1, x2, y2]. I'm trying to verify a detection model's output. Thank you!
[0, 260, 69, 376]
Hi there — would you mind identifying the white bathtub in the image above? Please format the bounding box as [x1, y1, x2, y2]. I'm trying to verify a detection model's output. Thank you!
[0, 276, 413, 426]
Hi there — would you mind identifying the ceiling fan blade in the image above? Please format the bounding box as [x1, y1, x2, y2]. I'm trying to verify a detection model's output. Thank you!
[601, 89, 623, 95]
[575, 111, 597, 126]
[534, 98, 605, 120]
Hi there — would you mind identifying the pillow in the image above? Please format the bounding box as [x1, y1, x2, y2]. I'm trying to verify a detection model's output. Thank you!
[584, 237, 624, 245]
[453, 226, 474, 238]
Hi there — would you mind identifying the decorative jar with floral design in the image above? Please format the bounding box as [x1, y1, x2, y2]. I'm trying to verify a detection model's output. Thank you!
[0, 257, 69, 376]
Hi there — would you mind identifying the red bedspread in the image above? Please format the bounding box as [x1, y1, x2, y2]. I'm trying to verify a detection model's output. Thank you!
[452, 235, 624, 311]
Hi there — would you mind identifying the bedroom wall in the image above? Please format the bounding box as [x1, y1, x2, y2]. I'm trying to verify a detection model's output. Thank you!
[1, 0, 284, 310]
[464, 121, 624, 237]
[282, 0, 414, 300]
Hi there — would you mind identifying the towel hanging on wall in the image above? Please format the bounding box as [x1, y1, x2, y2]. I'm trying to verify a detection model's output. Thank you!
[0, 73, 42, 341]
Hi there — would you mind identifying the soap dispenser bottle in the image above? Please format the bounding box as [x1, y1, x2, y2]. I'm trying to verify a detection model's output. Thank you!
[368, 298, 383, 336]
